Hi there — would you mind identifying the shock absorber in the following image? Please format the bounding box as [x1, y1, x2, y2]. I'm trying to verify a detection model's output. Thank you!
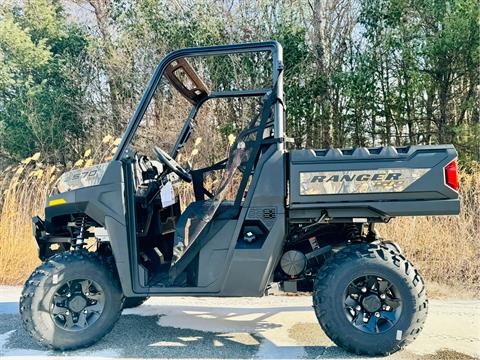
[74, 216, 87, 249]
[345, 224, 364, 243]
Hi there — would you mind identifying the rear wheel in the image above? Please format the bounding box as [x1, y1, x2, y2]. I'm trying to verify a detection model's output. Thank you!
[376, 239, 403, 254]
[20, 251, 123, 350]
[313, 243, 427, 356]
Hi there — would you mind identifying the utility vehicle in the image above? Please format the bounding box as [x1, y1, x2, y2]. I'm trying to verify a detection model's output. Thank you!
[21, 42, 460, 356]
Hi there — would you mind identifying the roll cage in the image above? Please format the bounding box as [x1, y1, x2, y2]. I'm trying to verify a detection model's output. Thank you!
[113, 41, 286, 162]
[113, 41, 287, 290]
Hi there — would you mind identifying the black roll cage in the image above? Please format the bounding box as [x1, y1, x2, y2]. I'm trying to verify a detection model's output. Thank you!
[113, 41, 285, 161]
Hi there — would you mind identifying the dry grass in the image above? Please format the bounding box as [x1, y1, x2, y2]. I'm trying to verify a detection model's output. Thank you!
[1, 155, 479, 298]
[378, 167, 480, 296]
[0, 139, 120, 285]
[0, 163, 50, 284]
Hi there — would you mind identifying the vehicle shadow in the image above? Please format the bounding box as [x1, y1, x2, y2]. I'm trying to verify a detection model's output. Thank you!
[0, 303, 356, 359]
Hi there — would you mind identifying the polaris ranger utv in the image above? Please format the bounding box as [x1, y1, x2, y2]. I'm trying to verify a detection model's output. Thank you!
[21, 42, 460, 356]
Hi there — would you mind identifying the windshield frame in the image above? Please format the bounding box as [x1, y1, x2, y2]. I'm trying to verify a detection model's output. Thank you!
[113, 41, 284, 161]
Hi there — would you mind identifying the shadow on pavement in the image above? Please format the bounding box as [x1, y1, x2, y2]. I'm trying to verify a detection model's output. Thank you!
[0, 302, 18, 315]
[0, 311, 354, 359]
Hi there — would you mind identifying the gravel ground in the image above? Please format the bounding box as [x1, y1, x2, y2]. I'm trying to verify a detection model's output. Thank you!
[0, 286, 478, 359]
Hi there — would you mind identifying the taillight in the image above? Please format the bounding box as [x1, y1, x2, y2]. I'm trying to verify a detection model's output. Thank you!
[444, 160, 459, 191]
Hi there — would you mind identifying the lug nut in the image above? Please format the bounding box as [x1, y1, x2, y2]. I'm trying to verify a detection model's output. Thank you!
[65, 310, 70, 315]
[363, 315, 369, 323]
[83, 309, 88, 314]
[374, 312, 380, 318]
[380, 294, 386, 299]
[355, 305, 362, 311]
[361, 287, 367, 293]
[66, 293, 71, 298]
[385, 305, 391, 311]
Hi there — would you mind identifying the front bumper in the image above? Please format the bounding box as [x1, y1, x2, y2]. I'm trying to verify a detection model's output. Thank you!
[32, 216, 48, 260]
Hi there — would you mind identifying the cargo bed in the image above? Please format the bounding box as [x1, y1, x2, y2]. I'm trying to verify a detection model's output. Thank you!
[288, 145, 460, 221]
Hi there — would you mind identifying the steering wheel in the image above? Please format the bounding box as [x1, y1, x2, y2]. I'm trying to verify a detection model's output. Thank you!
[153, 147, 192, 182]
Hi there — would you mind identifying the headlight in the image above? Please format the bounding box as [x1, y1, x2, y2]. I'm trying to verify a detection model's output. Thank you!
[52, 163, 109, 194]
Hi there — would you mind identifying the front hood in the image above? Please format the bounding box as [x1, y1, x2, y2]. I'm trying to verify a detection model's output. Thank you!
[53, 163, 109, 194]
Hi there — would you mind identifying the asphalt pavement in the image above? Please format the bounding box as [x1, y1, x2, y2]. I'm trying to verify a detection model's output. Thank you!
[0, 286, 478, 359]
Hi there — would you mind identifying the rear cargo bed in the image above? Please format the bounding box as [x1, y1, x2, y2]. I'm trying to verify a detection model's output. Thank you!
[288, 145, 460, 221]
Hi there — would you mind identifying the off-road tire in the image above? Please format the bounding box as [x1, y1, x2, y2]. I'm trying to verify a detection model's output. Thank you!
[123, 296, 149, 309]
[20, 250, 123, 350]
[313, 243, 428, 356]
[376, 239, 403, 254]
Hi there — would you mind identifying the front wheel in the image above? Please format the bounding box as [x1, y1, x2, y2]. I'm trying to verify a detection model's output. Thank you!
[313, 243, 428, 356]
[20, 251, 123, 350]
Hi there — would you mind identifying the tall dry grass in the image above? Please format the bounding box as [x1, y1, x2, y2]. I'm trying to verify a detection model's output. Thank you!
[0, 137, 120, 285]
[1, 152, 479, 296]
[378, 167, 480, 295]
[0, 160, 52, 284]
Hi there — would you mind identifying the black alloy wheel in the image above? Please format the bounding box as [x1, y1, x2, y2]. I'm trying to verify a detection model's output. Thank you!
[344, 275, 402, 334]
[313, 243, 428, 356]
[50, 279, 106, 331]
[20, 250, 123, 350]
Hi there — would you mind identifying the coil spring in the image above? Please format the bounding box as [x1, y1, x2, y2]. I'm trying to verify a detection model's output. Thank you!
[345, 224, 364, 243]
[72, 215, 94, 249]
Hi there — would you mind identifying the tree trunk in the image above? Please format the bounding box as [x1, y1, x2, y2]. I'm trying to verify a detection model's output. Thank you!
[438, 80, 449, 143]
[85, 0, 125, 131]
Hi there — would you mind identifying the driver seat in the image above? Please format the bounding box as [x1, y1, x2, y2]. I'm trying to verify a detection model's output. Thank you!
[168, 199, 236, 284]
[169, 90, 276, 283]
[171, 200, 237, 259]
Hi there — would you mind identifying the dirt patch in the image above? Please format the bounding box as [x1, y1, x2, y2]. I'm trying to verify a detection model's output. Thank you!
[288, 323, 479, 360]
[417, 349, 478, 360]
[426, 282, 478, 300]
[287, 322, 333, 346]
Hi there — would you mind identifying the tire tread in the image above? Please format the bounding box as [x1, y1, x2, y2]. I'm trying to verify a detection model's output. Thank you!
[312, 243, 428, 356]
[19, 250, 122, 350]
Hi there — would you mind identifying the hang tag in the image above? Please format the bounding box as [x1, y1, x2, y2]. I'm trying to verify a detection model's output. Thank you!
[161, 181, 175, 208]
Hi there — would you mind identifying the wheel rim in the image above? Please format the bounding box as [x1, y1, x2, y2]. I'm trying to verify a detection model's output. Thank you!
[343, 275, 402, 334]
[50, 279, 105, 331]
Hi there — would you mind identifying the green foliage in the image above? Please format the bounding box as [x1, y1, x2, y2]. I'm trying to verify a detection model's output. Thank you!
[348, 0, 479, 157]
[0, 0, 89, 162]
[0, 0, 478, 169]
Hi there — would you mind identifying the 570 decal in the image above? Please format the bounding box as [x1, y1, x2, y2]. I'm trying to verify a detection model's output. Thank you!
[63, 168, 102, 181]
[55, 163, 108, 193]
